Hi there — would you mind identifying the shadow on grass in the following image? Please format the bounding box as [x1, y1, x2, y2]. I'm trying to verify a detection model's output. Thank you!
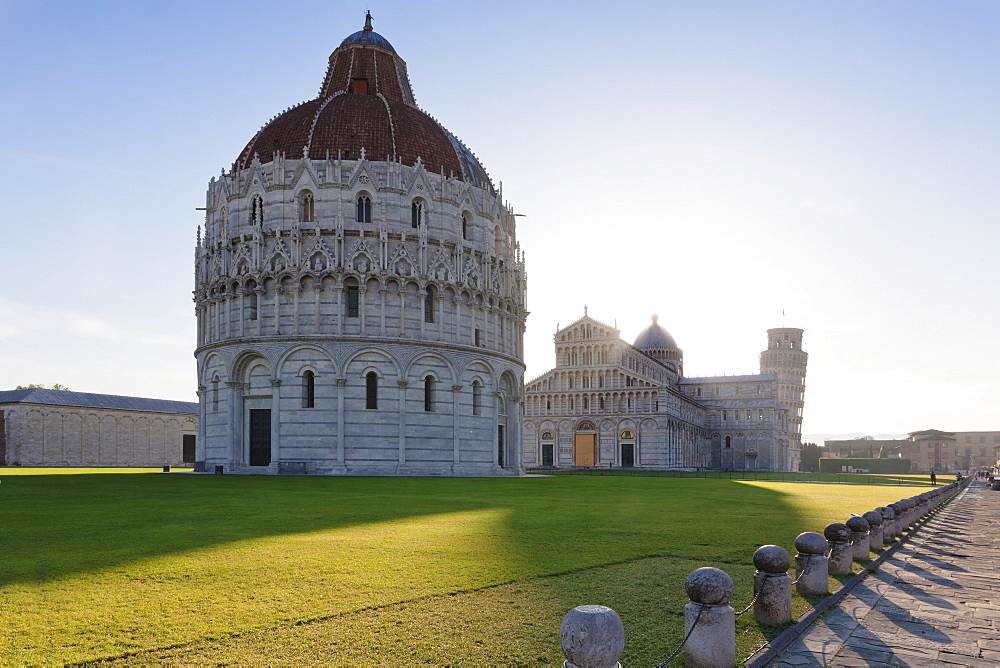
[2, 472, 868, 664]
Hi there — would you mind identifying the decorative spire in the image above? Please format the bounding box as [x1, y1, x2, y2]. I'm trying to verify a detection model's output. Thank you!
[364, 10, 373, 31]
[652, 314, 659, 323]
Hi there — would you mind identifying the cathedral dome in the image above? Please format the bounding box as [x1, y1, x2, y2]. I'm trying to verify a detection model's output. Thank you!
[233, 13, 493, 193]
[633, 314, 678, 352]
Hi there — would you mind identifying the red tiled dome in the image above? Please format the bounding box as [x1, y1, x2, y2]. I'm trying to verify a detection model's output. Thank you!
[234, 18, 493, 193]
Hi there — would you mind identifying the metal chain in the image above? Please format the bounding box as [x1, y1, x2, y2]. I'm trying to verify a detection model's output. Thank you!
[656, 603, 705, 668]
[734, 574, 773, 616]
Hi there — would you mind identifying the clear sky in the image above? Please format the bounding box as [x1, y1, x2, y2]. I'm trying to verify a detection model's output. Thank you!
[1, 1, 997, 439]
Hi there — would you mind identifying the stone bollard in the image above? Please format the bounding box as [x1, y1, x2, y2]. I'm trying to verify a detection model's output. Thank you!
[899, 500, 914, 529]
[560, 605, 624, 668]
[862, 510, 884, 551]
[824, 523, 853, 576]
[684, 567, 735, 668]
[846, 515, 870, 561]
[889, 502, 907, 535]
[752, 545, 792, 626]
[906, 497, 919, 526]
[918, 492, 931, 519]
[879, 506, 896, 545]
[794, 532, 829, 596]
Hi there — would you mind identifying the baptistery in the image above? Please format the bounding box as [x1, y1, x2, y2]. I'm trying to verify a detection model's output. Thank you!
[193, 14, 527, 475]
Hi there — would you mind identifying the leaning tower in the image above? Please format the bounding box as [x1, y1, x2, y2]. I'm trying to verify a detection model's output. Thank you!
[759, 328, 807, 470]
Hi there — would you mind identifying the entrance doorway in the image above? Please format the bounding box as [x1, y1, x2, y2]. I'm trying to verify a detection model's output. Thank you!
[249, 409, 271, 466]
[574, 434, 596, 467]
[620, 429, 635, 467]
[497, 425, 505, 467]
[541, 443, 554, 466]
[621, 442, 635, 467]
[182, 434, 196, 463]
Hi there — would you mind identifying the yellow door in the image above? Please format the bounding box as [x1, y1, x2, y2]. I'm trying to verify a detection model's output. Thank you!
[574, 434, 596, 466]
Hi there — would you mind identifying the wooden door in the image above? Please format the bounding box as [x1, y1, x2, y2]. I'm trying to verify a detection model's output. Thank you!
[574, 434, 596, 467]
[249, 409, 271, 466]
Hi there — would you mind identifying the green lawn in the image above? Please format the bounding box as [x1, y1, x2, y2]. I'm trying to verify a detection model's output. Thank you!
[0, 470, 922, 665]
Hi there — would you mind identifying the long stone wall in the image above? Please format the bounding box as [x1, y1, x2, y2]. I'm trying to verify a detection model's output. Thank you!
[1, 405, 196, 467]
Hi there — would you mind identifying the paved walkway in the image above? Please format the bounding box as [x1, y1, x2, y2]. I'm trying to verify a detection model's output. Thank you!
[757, 480, 1000, 667]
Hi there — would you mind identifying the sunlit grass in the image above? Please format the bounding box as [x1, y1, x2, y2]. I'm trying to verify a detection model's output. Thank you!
[0, 470, 920, 664]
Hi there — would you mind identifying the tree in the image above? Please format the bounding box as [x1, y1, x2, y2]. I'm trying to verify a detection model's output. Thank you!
[16, 383, 71, 391]
[800, 442, 821, 472]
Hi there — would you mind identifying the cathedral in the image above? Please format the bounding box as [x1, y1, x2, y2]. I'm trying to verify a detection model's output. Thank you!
[193, 14, 527, 475]
[522, 313, 807, 471]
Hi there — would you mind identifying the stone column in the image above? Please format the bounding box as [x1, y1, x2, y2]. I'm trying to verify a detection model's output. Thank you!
[336, 287, 344, 335]
[269, 378, 281, 466]
[313, 283, 323, 333]
[684, 567, 735, 668]
[226, 381, 242, 465]
[825, 523, 853, 576]
[846, 515, 871, 562]
[397, 380, 408, 464]
[239, 291, 246, 338]
[273, 285, 283, 335]
[794, 532, 829, 596]
[451, 384, 462, 466]
[292, 286, 302, 334]
[358, 287, 367, 335]
[752, 545, 792, 625]
[195, 385, 207, 467]
[393, 290, 403, 336]
[379, 287, 387, 336]
[254, 288, 264, 337]
[336, 378, 346, 464]
[418, 292, 427, 339]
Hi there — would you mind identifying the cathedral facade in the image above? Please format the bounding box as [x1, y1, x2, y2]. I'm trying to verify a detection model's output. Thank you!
[193, 15, 527, 475]
[522, 314, 807, 471]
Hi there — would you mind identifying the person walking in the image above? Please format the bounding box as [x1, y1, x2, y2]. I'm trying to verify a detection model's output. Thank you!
[930, 471, 937, 486]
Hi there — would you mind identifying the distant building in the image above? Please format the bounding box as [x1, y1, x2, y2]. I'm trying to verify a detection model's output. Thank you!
[823, 439, 902, 459]
[0, 389, 197, 467]
[900, 430, 1000, 473]
[522, 312, 805, 471]
[825, 430, 1000, 472]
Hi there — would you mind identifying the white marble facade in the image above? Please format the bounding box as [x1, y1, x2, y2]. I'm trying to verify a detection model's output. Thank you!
[523, 314, 804, 471]
[193, 19, 527, 475]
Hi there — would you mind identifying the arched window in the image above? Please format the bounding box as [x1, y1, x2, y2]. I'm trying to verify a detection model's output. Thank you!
[424, 285, 435, 323]
[250, 195, 264, 226]
[462, 212, 469, 240]
[725, 436, 732, 449]
[301, 191, 315, 222]
[211, 376, 219, 412]
[424, 375, 435, 412]
[472, 381, 482, 415]
[247, 285, 258, 320]
[411, 200, 424, 229]
[356, 195, 372, 224]
[302, 370, 315, 408]
[365, 372, 378, 409]
[346, 284, 360, 318]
